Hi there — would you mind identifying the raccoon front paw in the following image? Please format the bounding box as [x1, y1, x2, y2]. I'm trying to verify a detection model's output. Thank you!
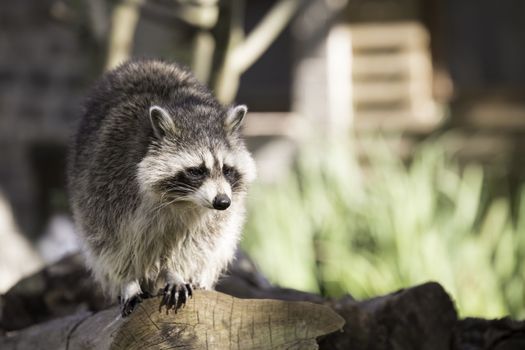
[119, 280, 150, 317]
[158, 282, 193, 313]
[121, 294, 143, 317]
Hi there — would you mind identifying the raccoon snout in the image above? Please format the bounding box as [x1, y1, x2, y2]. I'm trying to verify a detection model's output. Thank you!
[212, 194, 231, 210]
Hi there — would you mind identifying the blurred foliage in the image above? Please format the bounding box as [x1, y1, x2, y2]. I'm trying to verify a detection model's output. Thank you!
[241, 135, 525, 318]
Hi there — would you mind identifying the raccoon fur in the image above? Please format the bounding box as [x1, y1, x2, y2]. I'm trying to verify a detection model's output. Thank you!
[67, 59, 256, 316]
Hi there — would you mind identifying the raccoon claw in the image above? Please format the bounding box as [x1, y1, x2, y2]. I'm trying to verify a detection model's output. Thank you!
[121, 294, 143, 317]
[159, 283, 193, 313]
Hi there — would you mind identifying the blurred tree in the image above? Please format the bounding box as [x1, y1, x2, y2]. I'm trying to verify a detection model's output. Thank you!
[209, 0, 306, 103]
[104, 0, 308, 103]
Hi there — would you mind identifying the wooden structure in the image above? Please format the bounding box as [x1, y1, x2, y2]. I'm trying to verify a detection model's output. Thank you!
[326, 22, 440, 133]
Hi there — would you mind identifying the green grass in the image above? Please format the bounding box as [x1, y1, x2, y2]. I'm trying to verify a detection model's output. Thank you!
[241, 135, 525, 318]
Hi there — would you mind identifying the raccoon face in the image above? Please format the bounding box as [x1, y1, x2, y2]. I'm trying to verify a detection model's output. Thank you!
[137, 104, 256, 210]
[152, 155, 243, 210]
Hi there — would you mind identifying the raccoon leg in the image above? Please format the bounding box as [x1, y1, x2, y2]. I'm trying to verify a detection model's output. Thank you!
[158, 273, 193, 313]
[120, 280, 143, 317]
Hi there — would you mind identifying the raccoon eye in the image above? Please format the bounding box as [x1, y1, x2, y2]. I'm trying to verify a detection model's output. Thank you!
[222, 165, 237, 180]
[223, 164, 243, 190]
[186, 166, 207, 178]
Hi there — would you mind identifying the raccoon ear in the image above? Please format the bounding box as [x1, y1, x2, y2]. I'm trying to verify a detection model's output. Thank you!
[149, 105, 175, 138]
[224, 105, 247, 133]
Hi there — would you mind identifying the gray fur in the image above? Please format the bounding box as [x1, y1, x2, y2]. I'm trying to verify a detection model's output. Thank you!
[67, 59, 256, 303]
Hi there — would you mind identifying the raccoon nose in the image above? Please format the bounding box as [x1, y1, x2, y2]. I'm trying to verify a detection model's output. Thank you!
[213, 194, 231, 210]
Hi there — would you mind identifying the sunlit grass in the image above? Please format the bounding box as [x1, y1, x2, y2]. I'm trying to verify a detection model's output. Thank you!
[242, 135, 525, 318]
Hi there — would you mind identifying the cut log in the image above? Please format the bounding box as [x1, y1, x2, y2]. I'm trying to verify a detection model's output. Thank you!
[0, 290, 344, 350]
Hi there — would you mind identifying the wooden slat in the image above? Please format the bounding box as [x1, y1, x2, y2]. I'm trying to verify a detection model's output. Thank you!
[353, 80, 411, 104]
[350, 22, 429, 51]
[352, 51, 431, 79]
[354, 108, 442, 133]
[354, 81, 433, 106]
[243, 112, 304, 137]
[463, 103, 525, 130]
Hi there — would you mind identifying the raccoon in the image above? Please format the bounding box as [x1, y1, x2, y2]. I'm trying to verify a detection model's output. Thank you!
[67, 59, 256, 316]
